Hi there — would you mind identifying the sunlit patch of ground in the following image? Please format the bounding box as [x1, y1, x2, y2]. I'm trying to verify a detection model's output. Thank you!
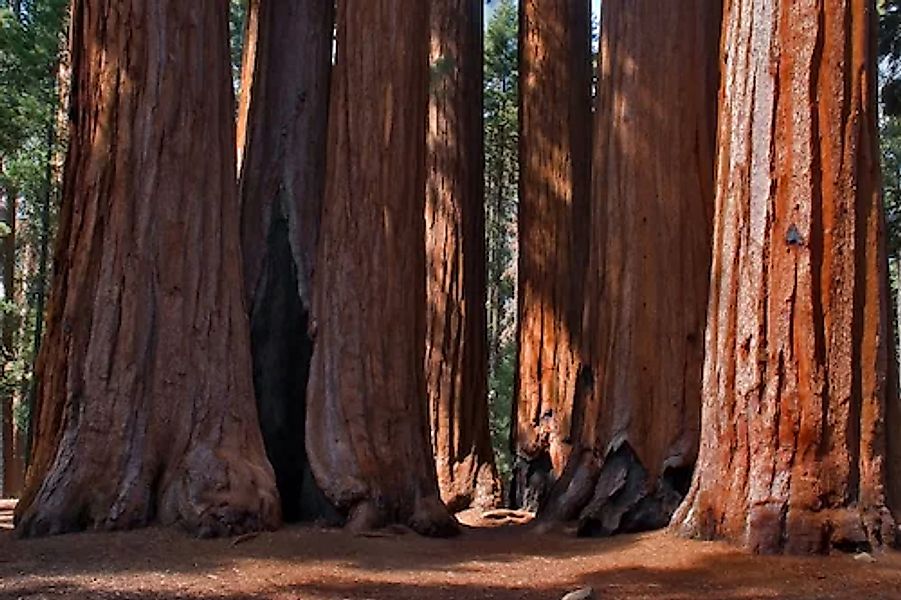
[1, 503, 900, 600]
[0, 500, 13, 531]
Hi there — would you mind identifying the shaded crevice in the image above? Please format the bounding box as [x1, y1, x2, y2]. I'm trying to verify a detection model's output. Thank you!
[577, 443, 692, 537]
[250, 205, 337, 524]
[510, 450, 554, 512]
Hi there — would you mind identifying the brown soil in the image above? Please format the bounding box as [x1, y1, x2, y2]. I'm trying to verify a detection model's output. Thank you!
[2, 504, 900, 599]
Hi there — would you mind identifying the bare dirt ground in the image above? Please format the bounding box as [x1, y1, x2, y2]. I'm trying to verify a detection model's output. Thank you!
[2, 503, 901, 600]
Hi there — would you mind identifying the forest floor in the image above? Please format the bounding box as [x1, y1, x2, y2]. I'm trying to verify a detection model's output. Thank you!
[2, 503, 901, 600]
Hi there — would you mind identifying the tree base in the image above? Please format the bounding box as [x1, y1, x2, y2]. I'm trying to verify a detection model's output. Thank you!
[673, 489, 898, 554]
[541, 442, 692, 537]
[441, 461, 501, 514]
[345, 495, 459, 538]
[15, 442, 280, 539]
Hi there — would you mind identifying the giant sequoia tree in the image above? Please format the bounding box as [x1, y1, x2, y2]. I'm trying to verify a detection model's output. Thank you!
[673, 0, 901, 553]
[306, 0, 458, 537]
[14, 0, 279, 537]
[427, 0, 500, 512]
[237, 0, 334, 522]
[514, 0, 592, 510]
[541, 0, 720, 534]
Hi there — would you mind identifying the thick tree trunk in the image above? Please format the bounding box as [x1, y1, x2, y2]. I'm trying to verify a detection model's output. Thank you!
[306, 0, 457, 537]
[672, 0, 900, 554]
[513, 0, 592, 511]
[15, 0, 280, 537]
[426, 0, 500, 513]
[237, 0, 335, 523]
[540, 0, 720, 535]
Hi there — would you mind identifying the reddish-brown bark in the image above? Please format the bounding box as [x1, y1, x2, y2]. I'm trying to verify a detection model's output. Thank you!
[541, 0, 720, 535]
[14, 0, 279, 537]
[672, 0, 900, 553]
[426, 0, 500, 514]
[514, 0, 593, 511]
[237, 0, 334, 522]
[306, 0, 458, 537]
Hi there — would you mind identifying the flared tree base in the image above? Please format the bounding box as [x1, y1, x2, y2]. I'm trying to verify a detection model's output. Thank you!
[15, 442, 280, 539]
[344, 495, 459, 538]
[541, 443, 693, 537]
[672, 489, 898, 555]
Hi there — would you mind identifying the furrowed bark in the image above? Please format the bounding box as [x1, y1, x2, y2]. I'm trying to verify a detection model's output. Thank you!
[15, 0, 279, 538]
[541, 0, 721, 536]
[237, 0, 335, 522]
[513, 0, 593, 511]
[672, 0, 901, 554]
[306, 0, 458, 537]
[427, 0, 501, 514]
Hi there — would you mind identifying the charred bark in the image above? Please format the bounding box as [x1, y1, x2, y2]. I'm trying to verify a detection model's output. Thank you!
[15, 0, 279, 537]
[426, 0, 501, 513]
[237, 0, 335, 523]
[672, 0, 901, 554]
[306, 0, 458, 537]
[541, 0, 720, 534]
[514, 0, 593, 511]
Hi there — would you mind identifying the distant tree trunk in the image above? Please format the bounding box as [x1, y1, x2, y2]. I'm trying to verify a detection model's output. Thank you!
[237, 0, 335, 523]
[540, 0, 720, 535]
[513, 0, 592, 511]
[0, 175, 16, 498]
[427, 0, 500, 513]
[306, 0, 458, 537]
[672, 0, 900, 554]
[24, 119, 54, 468]
[15, 0, 280, 537]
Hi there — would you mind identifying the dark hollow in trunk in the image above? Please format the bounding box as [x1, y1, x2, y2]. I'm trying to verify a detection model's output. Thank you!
[237, 0, 335, 523]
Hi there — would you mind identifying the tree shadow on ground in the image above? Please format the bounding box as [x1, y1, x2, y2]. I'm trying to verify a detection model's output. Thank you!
[3, 548, 901, 600]
[2, 519, 901, 600]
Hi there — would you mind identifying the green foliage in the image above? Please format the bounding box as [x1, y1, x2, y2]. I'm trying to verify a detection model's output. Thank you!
[0, 0, 67, 466]
[230, 0, 247, 92]
[484, 0, 518, 485]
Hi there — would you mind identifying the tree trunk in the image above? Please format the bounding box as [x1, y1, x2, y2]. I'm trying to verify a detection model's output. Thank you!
[306, 0, 458, 537]
[426, 0, 500, 513]
[513, 0, 592, 511]
[540, 0, 720, 535]
[15, 0, 280, 537]
[0, 175, 15, 498]
[237, 0, 335, 523]
[672, 0, 901, 554]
